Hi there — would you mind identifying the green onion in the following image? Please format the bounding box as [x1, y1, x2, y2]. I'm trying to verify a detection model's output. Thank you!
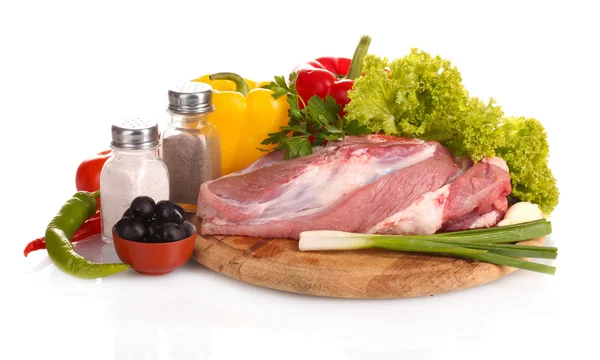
[394, 219, 552, 244]
[298, 219, 556, 275]
[469, 252, 556, 275]
[440, 243, 558, 259]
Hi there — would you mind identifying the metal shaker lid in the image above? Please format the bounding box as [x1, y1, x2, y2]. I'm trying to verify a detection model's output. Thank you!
[111, 118, 159, 149]
[167, 82, 215, 114]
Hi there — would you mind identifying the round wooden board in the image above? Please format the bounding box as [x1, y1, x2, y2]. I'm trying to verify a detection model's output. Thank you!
[189, 216, 546, 299]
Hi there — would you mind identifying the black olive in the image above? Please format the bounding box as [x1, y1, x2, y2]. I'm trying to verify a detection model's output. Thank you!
[183, 221, 196, 238]
[114, 217, 148, 242]
[156, 222, 188, 242]
[129, 196, 156, 222]
[146, 232, 160, 243]
[145, 219, 160, 241]
[122, 208, 133, 218]
[155, 200, 185, 225]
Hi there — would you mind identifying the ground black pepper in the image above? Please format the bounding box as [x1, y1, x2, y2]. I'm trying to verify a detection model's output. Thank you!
[163, 82, 222, 212]
[161, 132, 221, 211]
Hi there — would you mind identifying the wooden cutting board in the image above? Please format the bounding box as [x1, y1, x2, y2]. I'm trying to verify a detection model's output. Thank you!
[189, 216, 546, 299]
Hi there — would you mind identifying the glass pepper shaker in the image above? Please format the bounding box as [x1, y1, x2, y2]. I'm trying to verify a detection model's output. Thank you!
[161, 82, 222, 213]
[99, 118, 170, 243]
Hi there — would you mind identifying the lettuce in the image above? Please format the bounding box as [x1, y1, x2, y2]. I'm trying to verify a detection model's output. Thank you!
[346, 51, 469, 141]
[495, 117, 559, 212]
[346, 49, 559, 213]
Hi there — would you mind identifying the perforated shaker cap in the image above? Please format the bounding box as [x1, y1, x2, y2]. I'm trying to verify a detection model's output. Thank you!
[111, 118, 159, 150]
[167, 82, 215, 114]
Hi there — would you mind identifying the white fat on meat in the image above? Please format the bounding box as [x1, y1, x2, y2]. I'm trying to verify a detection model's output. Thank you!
[468, 211, 501, 229]
[245, 144, 437, 224]
[367, 185, 450, 235]
[482, 156, 509, 172]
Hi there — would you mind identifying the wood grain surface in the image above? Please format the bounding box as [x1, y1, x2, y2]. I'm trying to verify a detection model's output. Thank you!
[189, 216, 546, 299]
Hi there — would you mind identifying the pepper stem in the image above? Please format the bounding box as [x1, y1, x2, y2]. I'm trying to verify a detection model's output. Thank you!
[345, 35, 372, 80]
[209, 72, 249, 96]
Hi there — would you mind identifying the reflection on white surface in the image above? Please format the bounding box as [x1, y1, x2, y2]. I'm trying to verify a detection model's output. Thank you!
[15, 228, 577, 359]
[24, 234, 119, 274]
[15, 233, 565, 359]
[72, 234, 123, 264]
[24, 255, 53, 274]
[100, 267, 217, 360]
[111, 323, 213, 360]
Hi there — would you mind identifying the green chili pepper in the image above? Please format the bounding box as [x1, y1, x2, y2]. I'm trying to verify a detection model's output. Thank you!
[45, 190, 131, 279]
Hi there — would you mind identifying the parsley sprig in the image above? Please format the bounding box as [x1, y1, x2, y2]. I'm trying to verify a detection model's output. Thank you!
[260, 72, 371, 160]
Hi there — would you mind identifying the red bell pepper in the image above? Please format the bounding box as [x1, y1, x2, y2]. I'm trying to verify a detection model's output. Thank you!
[75, 150, 112, 208]
[292, 35, 371, 116]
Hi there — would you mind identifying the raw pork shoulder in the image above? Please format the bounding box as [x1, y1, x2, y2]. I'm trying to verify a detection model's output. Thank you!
[197, 135, 511, 239]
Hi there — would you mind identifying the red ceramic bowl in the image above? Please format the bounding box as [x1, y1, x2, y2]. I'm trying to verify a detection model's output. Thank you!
[113, 223, 196, 276]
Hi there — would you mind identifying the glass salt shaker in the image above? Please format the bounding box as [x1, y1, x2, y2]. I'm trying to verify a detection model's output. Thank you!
[161, 82, 221, 213]
[99, 118, 170, 243]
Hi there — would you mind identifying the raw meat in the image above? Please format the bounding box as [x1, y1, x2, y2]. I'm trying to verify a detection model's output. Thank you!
[197, 135, 511, 239]
[368, 157, 511, 235]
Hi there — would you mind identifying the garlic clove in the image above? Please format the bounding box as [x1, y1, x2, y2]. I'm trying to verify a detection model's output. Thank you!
[497, 202, 546, 227]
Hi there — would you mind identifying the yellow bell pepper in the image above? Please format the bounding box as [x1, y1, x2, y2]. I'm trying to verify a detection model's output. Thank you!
[191, 72, 289, 176]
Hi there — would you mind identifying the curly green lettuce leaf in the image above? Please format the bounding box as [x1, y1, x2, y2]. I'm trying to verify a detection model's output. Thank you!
[448, 97, 504, 161]
[495, 117, 559, 213]
[346, 49, 469, 143]
[346, 49, 504, 160]
[344, 55, 398, 134]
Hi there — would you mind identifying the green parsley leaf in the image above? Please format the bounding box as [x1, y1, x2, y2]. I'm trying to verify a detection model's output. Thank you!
[280, 124, 309, 135]
[344, 119, 373, 135]
[260, 72, 373, 159]
[307, 95, 341, 126]
[322, 133, 344, 141]
[287, 97, 303, 125]
[282, 136, 312, 160]
[260, 130, 288, 146]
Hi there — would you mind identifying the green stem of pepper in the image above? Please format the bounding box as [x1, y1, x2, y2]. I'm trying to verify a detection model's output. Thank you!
[209, 72, 249, 96]
[345, 35, 372, 80]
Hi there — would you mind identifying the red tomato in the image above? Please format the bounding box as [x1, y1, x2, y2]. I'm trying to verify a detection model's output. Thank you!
[75, 150, 112, 207]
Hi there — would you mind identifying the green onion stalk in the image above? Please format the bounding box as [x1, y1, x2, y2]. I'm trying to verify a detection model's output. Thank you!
[298, 219, 556, 275]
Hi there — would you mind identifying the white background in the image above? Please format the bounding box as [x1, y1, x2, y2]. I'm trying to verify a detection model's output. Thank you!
[1, 0, 598, 359]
